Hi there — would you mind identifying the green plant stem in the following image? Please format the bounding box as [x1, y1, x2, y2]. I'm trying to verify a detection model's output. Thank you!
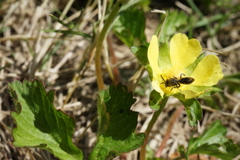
[186, 0, 203, 18]
[95, 1, 123, 90]
[140, 97, 169, 160]
[186, 0, 212, 36]
[157, 12, 167, 39]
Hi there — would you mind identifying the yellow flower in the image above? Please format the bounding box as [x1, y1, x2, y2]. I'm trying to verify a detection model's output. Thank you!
[148, 33, 223, 99]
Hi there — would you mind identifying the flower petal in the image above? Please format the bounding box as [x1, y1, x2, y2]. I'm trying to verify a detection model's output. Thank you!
[159, 42, 172, 71]
[170, 33, 202, 70]
[191, 55, 223, 86]
[151, 77, 164, 98]
[180, 90, 200, 99]
[148, 35, 161, 74]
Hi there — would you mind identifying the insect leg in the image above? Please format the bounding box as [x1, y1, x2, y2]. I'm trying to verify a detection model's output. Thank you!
[161, 75, 165, 83]
[180, 73, 186, 79]
[176, 82, 181, 88]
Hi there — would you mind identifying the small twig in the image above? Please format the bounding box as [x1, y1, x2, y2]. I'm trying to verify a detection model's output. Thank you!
[75, 116, 98, 144]
[175, 1, 192, 14]
[186, 0, 203, 17]
[151, 9, 167, 38]
[151, 9, 166, 14]
[0, 35, 36, 42]
[127, 65, 145, 92]
[201, 105, 240, 118]
[221, 41, 240, 53]
[232, 100, 240, 115]
[25, 149, 37, 160]
[107, 34, 119, 85]
[202, 48, 227, 55]
[111, 56, 136, 68]
[59, 0, 75, 20]
[222, 86, 240, 115]
[0, 121, 12, 133]
[224, 87, 238, 103]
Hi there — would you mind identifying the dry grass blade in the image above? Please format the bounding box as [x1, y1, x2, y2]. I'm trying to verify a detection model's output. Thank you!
[0, 0, 240, 160]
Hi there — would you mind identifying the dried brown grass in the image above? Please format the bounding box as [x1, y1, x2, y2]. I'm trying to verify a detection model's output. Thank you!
[0, 0, 240, 160]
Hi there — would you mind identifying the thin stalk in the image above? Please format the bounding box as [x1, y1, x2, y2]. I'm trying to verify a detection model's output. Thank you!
[157, 13, 167, 39]
[76, 116, 98, 144]
[186, 0, 212, 36]
[186, 0, 203, 18]
[127, 65, 145, 92]
[107, 34, 119, 85]
[151, 9, 167, 39]
[59, 0, 74, 20]
[95, 1, 124, 90]
[140, 97, 169, 160]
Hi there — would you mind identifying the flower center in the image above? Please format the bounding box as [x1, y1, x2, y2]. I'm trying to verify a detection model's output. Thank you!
[158, 65, 184, 94]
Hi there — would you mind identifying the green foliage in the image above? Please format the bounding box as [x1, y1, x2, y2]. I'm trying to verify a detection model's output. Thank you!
[5, 1, 236, 159]
[8, 80, 146, 160]
[41, 29, 92, 39]
[179, 98, 202, 127]
[197, 86, 222, 98]
[159, 10, 188, 42]
[134, 77, 151, 97]
[220, 73, 240, 92]
[0, 26, 8, 34]
[137, 0, 150, 12]
[201, 96, 220, 110]
[184, 52, 206, 76]
[186, 120, 240, 160]
[149, 90, 163, 110]
[41, 14, 92, 39]
[8, 80, 83, 160]
[158, 42, 172, 70]
[113, 7, 146, 47]
[50, 14, 75, 29]
[90, 83, 146, 160]
[0, 64, 10, 70]
[131, 45, 149, 66]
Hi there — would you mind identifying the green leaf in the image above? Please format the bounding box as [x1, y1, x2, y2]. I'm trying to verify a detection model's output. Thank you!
[0, 64, 10, 70]
[113, 7, 146, 47]
[222, 73, 240, 80]
[97, 89, 110, 137]
[187, 120, 240, 160]
[41, 40, 64, 69]
[176, 85, 222, 99]
[149, 90, 163, 110]
[220, 73, 240, 92]
[197, 86, 222, 98]
[90, 83, 146, 160]
[184, 52, 206, 76]
[41, 29, 92, 39]
[159, 10, 188, 42]
[178, 145, 186, 158]
[145, 64, 153, 81]
[131, 45, 149, 66]
[8, 80, 83, 160]
[50, 14, 75, 29]
[180, 98, 202, 127]
[158, 42, 171, 70]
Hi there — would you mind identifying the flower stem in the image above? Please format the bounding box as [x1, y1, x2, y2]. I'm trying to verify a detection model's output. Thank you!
[95, 1, 123, 90]
[140, 97, 169, 160]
